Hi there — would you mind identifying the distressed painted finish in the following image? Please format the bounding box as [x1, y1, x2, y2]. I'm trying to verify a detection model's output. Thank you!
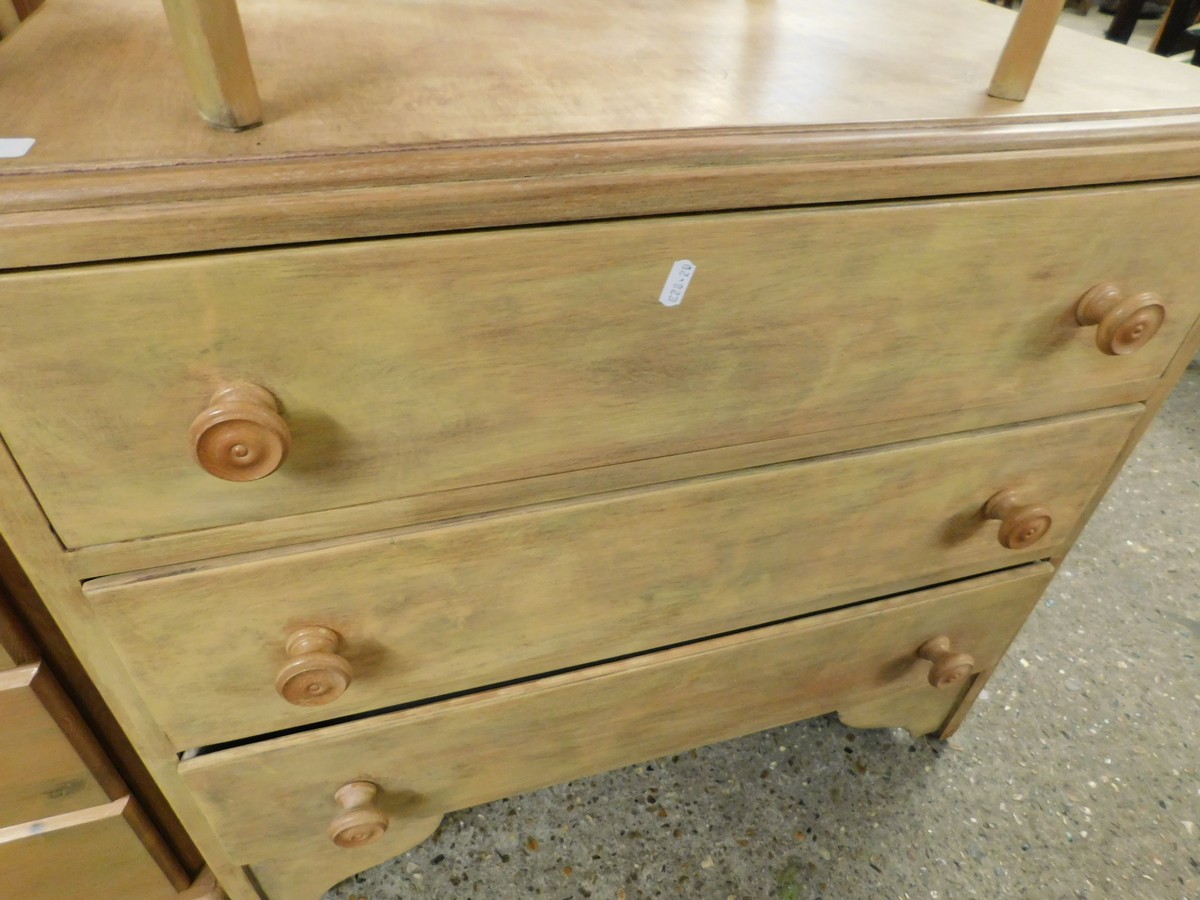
[180, 564, 1052, 878]
[0, 798, 180, 899]
[89, 407, 1137, 749]
[0, 664, 112, 827]
[4, 0, 1200, 174]
[4, 3, 1200, 269]
[56, 376, 1159, 578]
[3, 184, 1198, 548]
[1, 2, 1199, 897]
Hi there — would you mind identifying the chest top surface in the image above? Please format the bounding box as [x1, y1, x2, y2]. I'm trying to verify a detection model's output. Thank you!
[3, 0, 1200, 173]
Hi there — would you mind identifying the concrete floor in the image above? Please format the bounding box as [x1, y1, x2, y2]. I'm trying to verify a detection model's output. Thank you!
[325, 372, 1199, 900]
[325, 13, 1199, 899]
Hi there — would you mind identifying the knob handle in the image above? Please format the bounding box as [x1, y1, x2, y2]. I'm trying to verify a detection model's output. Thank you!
[275, 626, 352, 706]
[917, 636, 975, 689]
[328, 781, 389, 848]
[1075, 282, 1165, 356]
[189, 383, 290, 481]
[984, 489, 1052, 550]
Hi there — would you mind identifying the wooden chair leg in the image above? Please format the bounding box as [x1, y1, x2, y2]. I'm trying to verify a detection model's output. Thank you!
[160, 0, 263, 131]
[1106, 0, 1149, 42]
[988, 0, 1069, 101]
[0, 0, 21, 38]
[1151, 0, 1200, 54]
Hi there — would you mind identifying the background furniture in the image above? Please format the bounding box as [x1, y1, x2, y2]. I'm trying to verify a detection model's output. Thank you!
[0, 581, 199, 896]
[1107, 0, 1200, 57]
[2, 0, 1199, 896]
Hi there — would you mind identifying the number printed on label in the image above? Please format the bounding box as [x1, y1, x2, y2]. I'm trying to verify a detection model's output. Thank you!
[658, 259, 696, 307]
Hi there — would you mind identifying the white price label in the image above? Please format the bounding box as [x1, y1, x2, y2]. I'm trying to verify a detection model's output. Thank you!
[658, 259, 696, 307]
[0, 139, 35, 159]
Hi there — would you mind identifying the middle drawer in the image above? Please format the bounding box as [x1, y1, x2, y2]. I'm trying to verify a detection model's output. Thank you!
[86, 406, 1137, 750]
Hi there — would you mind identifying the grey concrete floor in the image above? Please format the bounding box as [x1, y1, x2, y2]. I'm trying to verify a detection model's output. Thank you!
[325, 363, 1199, 900]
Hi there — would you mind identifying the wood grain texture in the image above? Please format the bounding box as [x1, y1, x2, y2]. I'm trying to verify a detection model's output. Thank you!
[1053, 265, 1200, 565]
[0, 8, 1194, 899]
[0, 540, 202, 881]
[1, 2, 1200, 268]
[159, 0, 262, 131]
[63, 377, 1158, 579]
[836, 678, 973, 738]
[944, 311, 1200, 739]
[989, 0, 1069, 101]
[87, 406, 1137, 749]
[4, 185, 1197, 548]
[0, 441, 258, 897]
[251, 814, 442, 900]
[2, 0, 1200, 175]
[9, 128, 1200, 272]
[0, 664, 113, 827]
[0, 797, 179, 899]
[180, 564, 1053, 868]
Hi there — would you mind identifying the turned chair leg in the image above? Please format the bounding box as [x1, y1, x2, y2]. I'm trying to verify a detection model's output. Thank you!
[988, 0, 1069, 101]
[160, 0, 263, 131]
[0, 0, 23, 38]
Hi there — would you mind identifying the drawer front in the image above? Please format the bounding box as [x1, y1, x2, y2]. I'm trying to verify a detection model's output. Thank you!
[181, 564, 1053, 863]
[1, 183, 1196, 547]
[0, 663, 111, 827]
[0, 798, 178, 900]
[88, 406, 1136, 750]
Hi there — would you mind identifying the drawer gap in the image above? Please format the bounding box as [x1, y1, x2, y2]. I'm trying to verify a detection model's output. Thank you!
[177, 559, 1048, 761]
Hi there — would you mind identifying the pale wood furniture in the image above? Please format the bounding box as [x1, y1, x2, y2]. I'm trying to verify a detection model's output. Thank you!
[988, 0, 1069, 100]
[2, 0, 1200, 897]
[0, 1, 20, 38]
[0, 586, 196, 896]
[145, 0, 1080, 129]
[159, 0, 262, 130]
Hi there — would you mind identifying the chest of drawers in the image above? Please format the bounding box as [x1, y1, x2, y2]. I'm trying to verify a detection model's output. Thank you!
[0, 582, 191, 897]
[2, 0, 1199, 896]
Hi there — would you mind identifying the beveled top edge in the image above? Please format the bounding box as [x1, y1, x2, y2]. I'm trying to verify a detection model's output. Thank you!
[6, 109, 1200, 217]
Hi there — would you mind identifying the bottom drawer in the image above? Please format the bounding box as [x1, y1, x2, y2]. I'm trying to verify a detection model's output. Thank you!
[182, 563, 1052, 869]
[0, 797, 179, 899]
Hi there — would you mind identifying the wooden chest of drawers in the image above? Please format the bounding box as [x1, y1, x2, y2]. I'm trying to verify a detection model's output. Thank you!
[2, 0, 1199, 896]
[0, 586, 189, 897]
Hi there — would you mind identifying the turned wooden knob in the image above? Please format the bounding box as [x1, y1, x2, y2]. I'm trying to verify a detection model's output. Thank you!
[189, 383, 290, 481]
[1075, 282, 1165, 356]
[328, 781, 389, 848]
[984, 489, 1052, 550]
[917, 636, 975, 689]
[275, 626, 352, 706]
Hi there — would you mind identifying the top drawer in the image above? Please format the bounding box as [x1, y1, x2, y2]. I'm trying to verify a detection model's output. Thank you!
[1, 182, 1196, 547]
